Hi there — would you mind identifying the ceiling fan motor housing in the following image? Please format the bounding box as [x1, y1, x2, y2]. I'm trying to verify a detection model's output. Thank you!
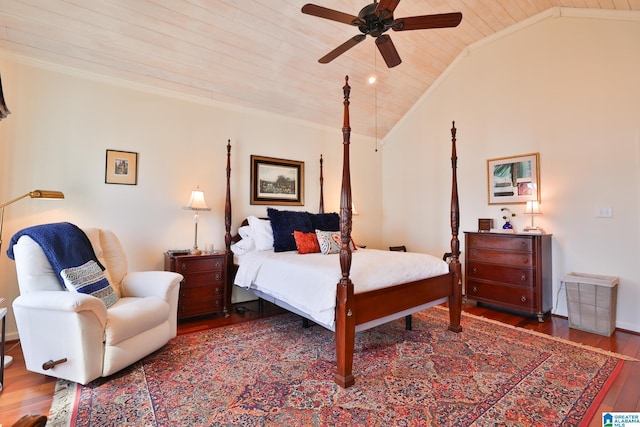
[357, 4, 394, 38]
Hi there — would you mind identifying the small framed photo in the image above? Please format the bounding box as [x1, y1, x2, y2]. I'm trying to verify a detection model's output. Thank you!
[105, 149, 138, 185]
[250, 155, 304, 205]
[487, 153, 540, 204]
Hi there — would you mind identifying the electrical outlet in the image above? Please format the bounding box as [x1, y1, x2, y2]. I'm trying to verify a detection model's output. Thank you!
[596, 206, 613, 218]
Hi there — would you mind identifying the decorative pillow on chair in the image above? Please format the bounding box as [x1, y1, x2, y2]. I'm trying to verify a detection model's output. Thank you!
[60, 260, 119, 308]
[293, 231, 320, 254]
[315, 230, 356, 255]
[267, 208, 313, 252]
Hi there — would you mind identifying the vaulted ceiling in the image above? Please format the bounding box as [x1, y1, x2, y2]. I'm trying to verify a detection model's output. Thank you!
[1, 1, 638, 139]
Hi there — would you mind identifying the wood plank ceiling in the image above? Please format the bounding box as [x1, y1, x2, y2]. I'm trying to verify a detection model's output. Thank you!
[1, 1, 639, 139]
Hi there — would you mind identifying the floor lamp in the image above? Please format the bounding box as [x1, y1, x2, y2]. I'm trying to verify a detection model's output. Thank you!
[0, 190, 65, 371]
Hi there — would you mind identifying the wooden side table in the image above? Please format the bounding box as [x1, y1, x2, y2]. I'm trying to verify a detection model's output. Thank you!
[164, 252, 227, 319]
[1, 301, 9, 392]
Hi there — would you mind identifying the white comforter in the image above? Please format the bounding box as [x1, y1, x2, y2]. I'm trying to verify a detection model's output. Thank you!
[234, 248, 449, 328]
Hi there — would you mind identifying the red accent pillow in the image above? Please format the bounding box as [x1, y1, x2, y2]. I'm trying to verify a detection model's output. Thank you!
[293, 231, 320, 254]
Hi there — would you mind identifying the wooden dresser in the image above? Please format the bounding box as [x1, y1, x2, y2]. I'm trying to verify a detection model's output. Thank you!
[164, 252, 227, 319]
[464, 232, 552, 321]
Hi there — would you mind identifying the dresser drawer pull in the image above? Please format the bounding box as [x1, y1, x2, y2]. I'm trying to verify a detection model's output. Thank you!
[181, 263, 188, 271]
[472, 286, 477, 293]
[215, 273, 222, 281]
[521, 296, 527, 302]
[521, 257, 529, 263]
[520, 241, 527, 248]
[214, 287, 221, 295]
[472, 250, 478, 257]
[521, 274, 527, 281]
[214, 300, 221, 307]
[472, 268, 477, 274]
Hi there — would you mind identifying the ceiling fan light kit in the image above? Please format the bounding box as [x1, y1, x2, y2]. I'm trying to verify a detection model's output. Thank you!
[302, 0, 462, 68]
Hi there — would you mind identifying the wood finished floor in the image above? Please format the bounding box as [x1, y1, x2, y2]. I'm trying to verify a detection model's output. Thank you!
[0, 300, 638, 426]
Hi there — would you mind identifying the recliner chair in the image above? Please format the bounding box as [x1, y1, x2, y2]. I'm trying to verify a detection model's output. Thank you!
[10, 227, 182, 384]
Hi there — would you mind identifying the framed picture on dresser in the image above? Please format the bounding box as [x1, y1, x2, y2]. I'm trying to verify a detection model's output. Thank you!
[487, 153, 540, 204]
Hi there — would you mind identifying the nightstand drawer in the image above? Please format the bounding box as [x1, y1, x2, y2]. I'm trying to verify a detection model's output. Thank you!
[467, 235, 532, 252]
[466, 280, 536, 311]
[179, 297, 223, 318]
[180, 283, 224, 299]
[466, 262, 534, 287]
[176, 257, 223, 273]
[180, 271, 224, 288]
[467, 248, 534, 267]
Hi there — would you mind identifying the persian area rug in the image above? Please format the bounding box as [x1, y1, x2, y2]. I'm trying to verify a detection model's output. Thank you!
[47, 307, 632, 427]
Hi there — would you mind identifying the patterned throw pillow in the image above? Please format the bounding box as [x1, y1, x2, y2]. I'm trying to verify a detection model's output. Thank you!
[315, 230, 356, 255]
[293, 231, 320, 254]
[60, 260, 119, 308]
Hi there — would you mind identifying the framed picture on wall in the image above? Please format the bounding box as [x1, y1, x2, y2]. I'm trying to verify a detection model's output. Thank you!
[250, 155, 304, 205]
[487, 153, 540, 204]
[105, 149, 138, 185]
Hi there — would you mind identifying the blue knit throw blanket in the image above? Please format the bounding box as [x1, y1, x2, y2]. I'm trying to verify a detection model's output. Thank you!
[7, 222, 103, 285]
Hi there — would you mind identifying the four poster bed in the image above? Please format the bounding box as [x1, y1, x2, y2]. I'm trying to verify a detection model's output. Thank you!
[224, 76, 462, 388]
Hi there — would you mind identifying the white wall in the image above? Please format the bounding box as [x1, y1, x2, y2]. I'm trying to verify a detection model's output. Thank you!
[0, 56, 382, 339]
[382, 9, 640, 332]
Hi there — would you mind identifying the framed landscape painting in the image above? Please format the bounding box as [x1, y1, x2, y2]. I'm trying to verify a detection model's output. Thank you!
[487, 153, 540, 204]
[250, 155, 304, 206]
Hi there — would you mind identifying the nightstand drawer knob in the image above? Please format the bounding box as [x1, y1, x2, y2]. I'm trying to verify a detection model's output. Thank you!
[521, 296, 527, 302]
[472, 268, 477, 274]
[181, 263, 188, 271]
[521, 274, 527, 281]
[472, 286, 477, 293]
[521, 257, 529, 263]
[472, 250, 478, 257]
[215, 287, 220, 295]
[521, 241, 526, 247]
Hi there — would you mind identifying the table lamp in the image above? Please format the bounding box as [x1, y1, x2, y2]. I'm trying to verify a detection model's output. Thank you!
[523, 200, 543, 233]
[183, 187, 211, 255]
[0, 189, 65, 371]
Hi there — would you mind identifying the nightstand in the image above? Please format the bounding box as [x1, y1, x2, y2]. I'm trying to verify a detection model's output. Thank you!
[164, 252, 227, 319]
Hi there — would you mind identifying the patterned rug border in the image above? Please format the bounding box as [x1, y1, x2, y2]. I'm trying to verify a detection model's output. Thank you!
[46, 307, 637, 426]
[433, 305, 639, 362]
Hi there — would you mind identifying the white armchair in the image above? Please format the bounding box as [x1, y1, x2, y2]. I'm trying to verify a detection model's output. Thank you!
[11, 227, 182, 385]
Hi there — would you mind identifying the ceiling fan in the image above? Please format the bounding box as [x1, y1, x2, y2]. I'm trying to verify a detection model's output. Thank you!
[301, 0, 462, 68]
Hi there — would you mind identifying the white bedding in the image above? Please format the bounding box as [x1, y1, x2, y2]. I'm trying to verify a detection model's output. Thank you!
[234, 248, 449, 328]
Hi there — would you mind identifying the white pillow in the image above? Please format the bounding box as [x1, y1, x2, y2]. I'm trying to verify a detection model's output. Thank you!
[238, 225, 253, 240]
[247, 216, 274, 251]
[231, 237, 255, 255]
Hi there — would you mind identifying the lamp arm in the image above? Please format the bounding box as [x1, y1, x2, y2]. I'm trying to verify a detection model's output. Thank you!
[0, 193, 31, 209]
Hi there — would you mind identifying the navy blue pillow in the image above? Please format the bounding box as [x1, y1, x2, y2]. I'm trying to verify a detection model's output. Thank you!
[267, 208, 313, 252]
[308, 212, 340, 231]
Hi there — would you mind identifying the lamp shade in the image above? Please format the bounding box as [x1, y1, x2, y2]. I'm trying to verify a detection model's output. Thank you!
[524, 200, 542, 215]
[183, 188, 211, 212]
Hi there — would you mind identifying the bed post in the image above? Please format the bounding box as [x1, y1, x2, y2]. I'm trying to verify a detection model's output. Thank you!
[224, 139, 233, 315]
[319, 154, 324, 214]
[448, 123, 463, 333]
[335, 76, 355, 388]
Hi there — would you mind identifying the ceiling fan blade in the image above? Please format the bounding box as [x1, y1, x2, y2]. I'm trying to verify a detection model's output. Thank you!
[376, 35, 401, 68]
[319, 35, 366, 64]
[378, 0, 402, 14]
[301, 4, 360, 26]
[393, 12, 463, 31]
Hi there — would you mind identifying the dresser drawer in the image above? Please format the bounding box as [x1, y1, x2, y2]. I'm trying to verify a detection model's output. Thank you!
[466, 280, 537, 311]
[466, 262, 534, 287]
[176, 257, 224, 273]
[467, 248, 534, 267]
[181, 271, 224, 288]
[467, 235, 532, 252]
